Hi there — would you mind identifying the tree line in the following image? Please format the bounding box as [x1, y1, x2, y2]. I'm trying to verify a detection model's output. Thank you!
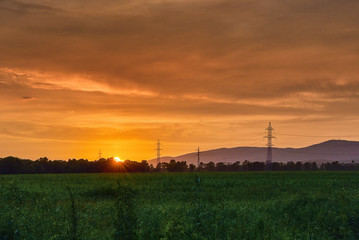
[1, 156, 359, 174]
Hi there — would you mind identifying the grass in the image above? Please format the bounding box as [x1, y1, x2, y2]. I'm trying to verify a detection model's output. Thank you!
[1, 172, 359, 239]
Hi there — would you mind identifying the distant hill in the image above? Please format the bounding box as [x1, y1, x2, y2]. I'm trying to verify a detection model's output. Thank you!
[148, 140, 359, 165]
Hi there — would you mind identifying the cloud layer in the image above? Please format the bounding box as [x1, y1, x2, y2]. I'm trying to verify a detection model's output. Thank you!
[1, 0, 359, 160]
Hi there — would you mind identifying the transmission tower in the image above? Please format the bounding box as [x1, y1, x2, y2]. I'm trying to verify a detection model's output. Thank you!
[197, 146, 200, 168]
[155, 139, 163, 167]
[98, 149, 102, 160]
[264, 122, 276, 170]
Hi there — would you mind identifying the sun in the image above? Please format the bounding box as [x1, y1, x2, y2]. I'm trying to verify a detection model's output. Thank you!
[114, 157, 122, 162]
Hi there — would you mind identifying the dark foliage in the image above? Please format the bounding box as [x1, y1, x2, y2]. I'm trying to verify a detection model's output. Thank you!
[1, 156, 359, 174]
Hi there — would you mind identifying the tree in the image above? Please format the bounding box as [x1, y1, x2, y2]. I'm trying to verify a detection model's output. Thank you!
[204, 161, 215, 171]
[189, 164, 196, 172]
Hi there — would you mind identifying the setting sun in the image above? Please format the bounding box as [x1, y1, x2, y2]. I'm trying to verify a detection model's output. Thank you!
[114, 157, 122, 162]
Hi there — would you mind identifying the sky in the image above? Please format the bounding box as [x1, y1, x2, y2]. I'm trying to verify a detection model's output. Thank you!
[1, 0, 359, 161]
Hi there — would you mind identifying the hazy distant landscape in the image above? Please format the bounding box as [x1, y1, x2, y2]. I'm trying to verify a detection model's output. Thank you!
[152, 140, 359, 165]
[3, 139, 359, 175]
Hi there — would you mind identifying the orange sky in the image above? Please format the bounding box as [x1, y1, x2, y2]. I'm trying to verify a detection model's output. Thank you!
[1, 0, 359, 161]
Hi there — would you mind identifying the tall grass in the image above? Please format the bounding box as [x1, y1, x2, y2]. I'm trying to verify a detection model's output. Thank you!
[1, 172, 359, 239]
[67, 186, 78, 240]
[114, 178, 137, 240]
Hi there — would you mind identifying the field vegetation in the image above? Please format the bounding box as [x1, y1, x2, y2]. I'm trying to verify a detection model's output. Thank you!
[1, 172, 359, 239]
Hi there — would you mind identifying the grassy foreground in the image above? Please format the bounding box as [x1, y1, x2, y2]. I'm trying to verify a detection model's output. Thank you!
[1, 172, 359, 240]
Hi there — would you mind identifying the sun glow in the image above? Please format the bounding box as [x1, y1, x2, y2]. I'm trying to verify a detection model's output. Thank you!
[114, 157, 122, 162]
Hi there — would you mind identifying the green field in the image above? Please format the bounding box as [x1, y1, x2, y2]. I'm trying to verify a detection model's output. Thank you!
[1, 172, 359, 240]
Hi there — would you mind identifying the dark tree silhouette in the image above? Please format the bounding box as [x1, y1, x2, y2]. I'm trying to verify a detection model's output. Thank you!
[0, 156, 358, 174]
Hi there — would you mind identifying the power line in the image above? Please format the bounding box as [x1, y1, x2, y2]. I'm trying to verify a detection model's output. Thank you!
[277, 133, 359, 138]
[278, 151, 359, 156]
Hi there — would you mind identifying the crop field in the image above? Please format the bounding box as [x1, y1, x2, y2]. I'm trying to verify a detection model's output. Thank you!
[1, 172, 359, 240]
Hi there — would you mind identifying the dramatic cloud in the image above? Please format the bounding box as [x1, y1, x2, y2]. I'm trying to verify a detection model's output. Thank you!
[1, 0, 359, 160]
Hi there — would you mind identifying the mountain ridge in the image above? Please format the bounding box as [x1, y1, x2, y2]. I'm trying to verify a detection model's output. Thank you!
[148, 140, 359, 165]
